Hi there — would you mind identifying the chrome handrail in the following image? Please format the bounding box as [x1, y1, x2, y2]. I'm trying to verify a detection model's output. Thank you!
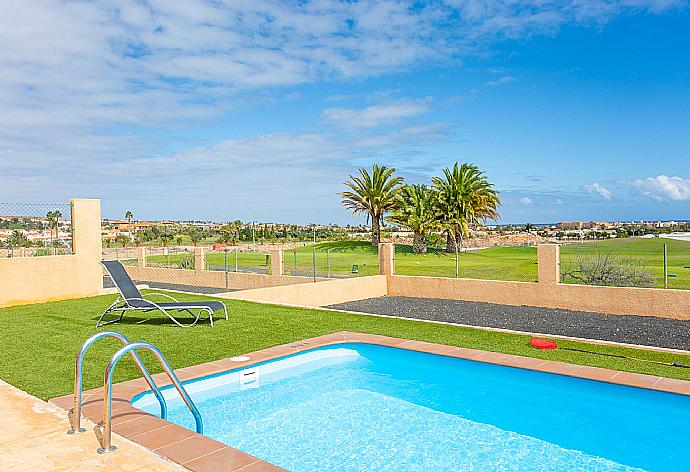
[99, 341, 203, 454]
[68, 331, 167, 434]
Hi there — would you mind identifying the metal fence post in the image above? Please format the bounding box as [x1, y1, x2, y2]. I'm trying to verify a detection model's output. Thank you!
[327, 248, 331, 278]
[455, 239, 459, 278]
[224, 250, 228, 289]
[664, 243, 668, 289]
[235, 250, 238, 272]
[312, 228, 317, 282]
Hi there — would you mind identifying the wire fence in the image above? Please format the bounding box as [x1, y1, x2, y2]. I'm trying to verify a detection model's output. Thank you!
[560, 237, 690, 290]
[207, 249, 271, 275]
[101, 241, 379, 293]
[0, 202, 73, 258]
[282, 242, 379, 279]
[394, 243, 538, 282]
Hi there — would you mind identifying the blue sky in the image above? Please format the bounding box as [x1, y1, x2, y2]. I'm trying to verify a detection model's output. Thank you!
[0, 1, 688, 224]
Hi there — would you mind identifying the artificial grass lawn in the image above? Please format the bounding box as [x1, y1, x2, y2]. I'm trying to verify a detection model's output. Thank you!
[2, 291, 690, 401]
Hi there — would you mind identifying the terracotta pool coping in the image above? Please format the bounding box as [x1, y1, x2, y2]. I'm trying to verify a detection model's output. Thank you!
[50, 331, 690, 471]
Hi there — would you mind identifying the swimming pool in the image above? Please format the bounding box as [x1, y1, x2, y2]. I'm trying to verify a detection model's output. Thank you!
[133, 343, 690, 471]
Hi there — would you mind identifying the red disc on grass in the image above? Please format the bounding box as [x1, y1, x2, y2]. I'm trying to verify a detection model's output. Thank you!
[530, 337, 558, 350]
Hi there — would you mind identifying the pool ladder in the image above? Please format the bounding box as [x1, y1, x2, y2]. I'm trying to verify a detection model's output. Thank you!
[68, 331, 203, 453]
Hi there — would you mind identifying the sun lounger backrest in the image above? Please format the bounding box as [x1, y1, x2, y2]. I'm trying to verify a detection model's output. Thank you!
[101, 260, 143, 302]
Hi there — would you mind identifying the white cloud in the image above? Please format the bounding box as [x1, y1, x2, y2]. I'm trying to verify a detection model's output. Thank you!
[583, 182, 613, 200]
[483, 76, 517, 87]
[322, 98, 432, 129]
[629, 175, 690, 202]
[0, 0, 684, 217]
[555, 198, 564, 205]
[519, 196, 533, 205]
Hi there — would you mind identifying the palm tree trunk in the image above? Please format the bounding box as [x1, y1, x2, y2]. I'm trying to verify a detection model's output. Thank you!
[371, 216, 380, 246]
[445, 230, 454, 253]
[455, 230, 464, 252]
[412, 233, 427, 254]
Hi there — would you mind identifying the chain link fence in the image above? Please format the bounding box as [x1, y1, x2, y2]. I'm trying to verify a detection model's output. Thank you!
[394, 243, 538, 282]
[283, 242, 379, 279]
[207, 249, 271, 275]
[101, 240, 379, 293]
[0, 202, 73, 258]
[560, 237, 690, 290]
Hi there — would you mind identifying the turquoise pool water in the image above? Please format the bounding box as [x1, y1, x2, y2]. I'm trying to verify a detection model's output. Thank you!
[133, 344, 690, 471]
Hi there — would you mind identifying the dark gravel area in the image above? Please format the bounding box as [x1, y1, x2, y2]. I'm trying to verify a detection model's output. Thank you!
[327, 296, 690, 351]
[103, 277, 234, 294]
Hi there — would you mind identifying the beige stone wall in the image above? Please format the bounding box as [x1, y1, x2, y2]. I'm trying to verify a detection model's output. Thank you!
[219, 275, 388, 307]
[385, 241, 690, 320]
[0, 199, 103, 308]
[388, 275, 690, 319]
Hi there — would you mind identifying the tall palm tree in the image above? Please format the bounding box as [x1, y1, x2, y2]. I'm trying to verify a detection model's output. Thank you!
[125, 211, 134, 242]
[46, 210, 62, 245]
[340, 164, 403, 246]
[387, 185, 438, 253]
[188, 226, 202, 246]
[432, 163, 500, 252]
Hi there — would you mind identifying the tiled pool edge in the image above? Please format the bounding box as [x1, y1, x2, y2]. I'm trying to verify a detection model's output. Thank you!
[49, 331, 690, 471]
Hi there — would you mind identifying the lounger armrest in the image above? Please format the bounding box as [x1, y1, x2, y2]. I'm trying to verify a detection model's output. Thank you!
[121, 297, 166, 311]
[143, 292, 180, 303]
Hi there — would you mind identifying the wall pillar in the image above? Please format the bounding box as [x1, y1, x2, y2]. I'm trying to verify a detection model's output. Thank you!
[71, 199, 102, 260]
[71, 198, 103, 292]
[537, 244, 560, 285]
[136, 246, 147, 268]
[194, 247, 206, 272]
[269, 249, 283, 276]
[378, 243, 395, 276]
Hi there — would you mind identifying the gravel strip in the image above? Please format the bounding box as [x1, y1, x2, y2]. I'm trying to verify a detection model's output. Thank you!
[327, 296, 690, 351]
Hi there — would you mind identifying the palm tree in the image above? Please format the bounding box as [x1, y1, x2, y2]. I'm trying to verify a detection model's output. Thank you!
[125, 211, 134, 242]
[159, 232, 173, 247]
[219, 220, 241, 245]
[340, 164, 403, 246]
[46, 210, 62, 245]
[387, 185, 438, 253]
[432, 163, 500, 252]
[187, 226, 202, 246]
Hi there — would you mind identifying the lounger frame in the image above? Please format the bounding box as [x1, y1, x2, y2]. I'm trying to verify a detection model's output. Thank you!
[98, 262, 228, 328]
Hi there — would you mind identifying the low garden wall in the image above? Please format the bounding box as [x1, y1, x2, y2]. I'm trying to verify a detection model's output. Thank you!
[383, 244, 690, 320]
[220, 275, 388, 307]
[0, 199, 103, 308]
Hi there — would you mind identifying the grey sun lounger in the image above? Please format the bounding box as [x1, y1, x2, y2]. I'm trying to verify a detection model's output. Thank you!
[98, 260, 228, 328]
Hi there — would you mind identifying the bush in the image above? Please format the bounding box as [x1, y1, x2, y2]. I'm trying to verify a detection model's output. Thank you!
[179, 256, 195, 270]
[561, 253, 656, 288]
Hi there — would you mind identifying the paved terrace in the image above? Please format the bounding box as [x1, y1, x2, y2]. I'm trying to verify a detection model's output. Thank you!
[0, 380, 182, 472]
[327, 296, 690, 351]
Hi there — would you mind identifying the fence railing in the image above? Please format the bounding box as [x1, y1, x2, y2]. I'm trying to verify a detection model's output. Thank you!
[0, 202, 73, 258]
[394, 243, 538, 282]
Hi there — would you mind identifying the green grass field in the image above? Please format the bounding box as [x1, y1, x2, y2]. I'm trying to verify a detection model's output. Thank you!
[3, 292, 690, 401]
[132, 237, 690, 288]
